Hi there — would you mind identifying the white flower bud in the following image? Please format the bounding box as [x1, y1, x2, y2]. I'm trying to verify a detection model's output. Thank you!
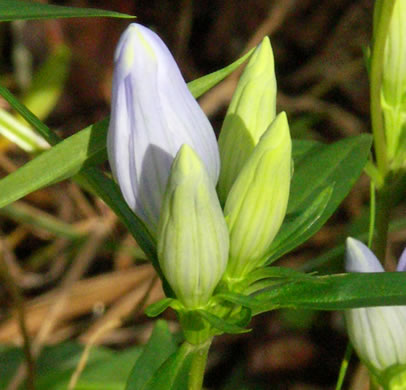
[107, 24, 219, 235]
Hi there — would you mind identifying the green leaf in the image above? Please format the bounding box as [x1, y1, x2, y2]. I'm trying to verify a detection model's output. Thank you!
[0, 342, 141, 390]
[265, 135, 372, 264]
[126, 320, 177, 390]
[0, 107, 49, 152]
[0, 201, 83, 240]
[188, 48, 254, 98]
[252, 272, 406, 315]
[0, 118, 109, 208]
[245, 266, 314, 286]
[265, 186, 333, 264]
[22, 44, 71, 120]
[289, 135, 372, 214]
[217, 291, 262, 309]
[0, 83, 60, 145]
[0, 0, 134, 22]
[142, 342, 196, 390]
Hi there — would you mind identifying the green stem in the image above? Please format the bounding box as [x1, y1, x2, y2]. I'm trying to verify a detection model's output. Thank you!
[374, 184, 392, 266]
[370, 0, 395, 177]
[335, 343, 353, 390]
[188, 339, 212, 390]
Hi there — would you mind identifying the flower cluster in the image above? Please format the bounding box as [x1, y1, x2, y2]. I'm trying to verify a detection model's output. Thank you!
[107, 24, 291, 318]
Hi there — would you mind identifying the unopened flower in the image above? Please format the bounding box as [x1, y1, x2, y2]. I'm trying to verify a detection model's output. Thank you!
[223, 112, 291, 279]
[158, 145, 229, 308]
[345, 238, 406, 380]
[217, 37, 277, 204]
[107, 23, 219, 235]
[381, 0, 406, 168]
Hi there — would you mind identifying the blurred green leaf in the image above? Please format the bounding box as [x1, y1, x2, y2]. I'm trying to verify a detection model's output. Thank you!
[0, 107, 49, 152]
[22, 44, 71, 120]
[0, 118, 109, 208]
[0, 83, 60, 145]
[0, 201, 83, 240]
[142, 342, 196, 390]
[252, 272, 406, 315]
[126, 320, 177, 390]
[0, 0, 134, 21]
[0, 342, 141, 390]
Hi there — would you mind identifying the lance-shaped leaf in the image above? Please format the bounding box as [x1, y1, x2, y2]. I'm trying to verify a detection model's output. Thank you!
[158, 145, 229, 308]
[107, 23, 219, 235]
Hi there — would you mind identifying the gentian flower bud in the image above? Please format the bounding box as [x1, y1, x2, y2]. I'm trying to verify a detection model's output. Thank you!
[107, 23, 220, 235]
[224, 112, 291, 279]
[217, 37, 277, 204]
[381, 0, 406, 168]
[158, 145, 229, 308]
[345, 238, 406, 383]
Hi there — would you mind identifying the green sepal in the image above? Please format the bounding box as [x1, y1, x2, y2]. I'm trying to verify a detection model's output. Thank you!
[145, 298, 181, 317]
[379, 364, 406, 390]
[196, 309, 251, 335]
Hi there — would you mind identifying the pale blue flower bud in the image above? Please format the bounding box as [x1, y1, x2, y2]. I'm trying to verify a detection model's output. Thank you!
[217, 37, 277, 204]
[107, 24, 220, 235]
[158, 145, 229, 308]
[345, 238, 406, 378]
[223, 112, 291, 280]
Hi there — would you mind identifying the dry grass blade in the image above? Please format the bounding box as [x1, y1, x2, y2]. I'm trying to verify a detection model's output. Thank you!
[6, 213, 115, 390]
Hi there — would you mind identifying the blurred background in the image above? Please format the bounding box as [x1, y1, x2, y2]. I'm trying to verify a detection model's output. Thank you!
[1, 1, 401, 389]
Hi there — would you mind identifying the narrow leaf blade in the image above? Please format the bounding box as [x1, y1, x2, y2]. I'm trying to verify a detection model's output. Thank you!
[253, 272, 406, 314]
[0, 0, 134, 21]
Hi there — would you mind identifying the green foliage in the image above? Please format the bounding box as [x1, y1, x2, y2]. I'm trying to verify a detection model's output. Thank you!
[252, 271, 406, 314]
[0, 0, 134, 21]
[0, 342, 141, 390]
[126, 320, 177, 390]
[266, 135, 373, 264]
[22, 44, 72, 121]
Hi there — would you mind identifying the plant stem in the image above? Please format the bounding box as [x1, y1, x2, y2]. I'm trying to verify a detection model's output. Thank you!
[188, 339, 212, 390]
[335, 343, 353, 390]
[373, 182, 393, 266]
[370, 0, 395, 177]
